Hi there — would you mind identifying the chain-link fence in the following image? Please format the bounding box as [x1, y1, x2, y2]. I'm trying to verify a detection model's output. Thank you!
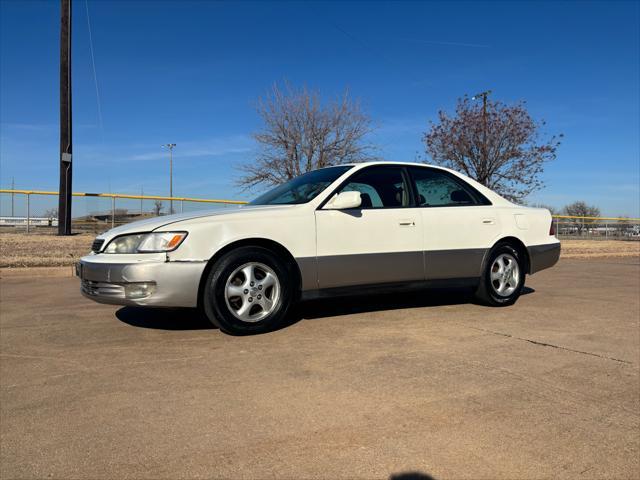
[1, 189, 639, 239]
[554, 216, 640, 240]
[0, 189, 247, 234]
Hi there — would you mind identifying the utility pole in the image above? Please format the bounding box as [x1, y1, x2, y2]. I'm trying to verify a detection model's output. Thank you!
[140, 186, 143, 215]
[58, 0, 73, 235]
[161, 144, 176, 214]
[472, 90, 491, 180]
[11, 177, 14, 217]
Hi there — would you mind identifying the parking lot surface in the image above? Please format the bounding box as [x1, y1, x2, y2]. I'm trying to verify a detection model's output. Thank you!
[1, 257, 639, 479]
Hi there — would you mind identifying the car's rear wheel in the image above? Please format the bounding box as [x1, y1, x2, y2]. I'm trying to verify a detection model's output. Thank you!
[475, 243, 525, 306]
[203, 246, 294, 335]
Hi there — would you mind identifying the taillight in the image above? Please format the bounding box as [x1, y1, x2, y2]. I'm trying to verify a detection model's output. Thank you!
[550, 219, 556, 236]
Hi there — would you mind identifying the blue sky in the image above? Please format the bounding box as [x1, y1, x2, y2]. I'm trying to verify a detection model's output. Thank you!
[1, 0, 639, 216]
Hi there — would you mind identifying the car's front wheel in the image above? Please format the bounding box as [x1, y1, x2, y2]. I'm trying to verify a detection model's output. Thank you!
[475, 243, 525, 306]
[202, 246, 294, 335]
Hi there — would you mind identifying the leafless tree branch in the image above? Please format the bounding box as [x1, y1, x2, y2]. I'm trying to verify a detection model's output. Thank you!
[237, 82, 378, 190]
[423, 95, 562, 202]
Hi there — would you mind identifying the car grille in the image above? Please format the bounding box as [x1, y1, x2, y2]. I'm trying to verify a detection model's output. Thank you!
[91, 238, 105, 253]
[81, 280, 125, 298]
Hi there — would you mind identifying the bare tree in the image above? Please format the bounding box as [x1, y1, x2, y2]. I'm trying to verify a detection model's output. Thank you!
[563, 201, 601, 234]
[153, 200, 163, 216]
[563, 201, 600, 219]
[530, 203, 559, 215]
[44, 208, 58, 219]
[423, 95, 562, 202]
[43, 208, 58, 227]
[237, 82, 377, 189]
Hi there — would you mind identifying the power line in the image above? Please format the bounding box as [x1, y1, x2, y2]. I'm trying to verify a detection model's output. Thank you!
[85, 0, 104, 136]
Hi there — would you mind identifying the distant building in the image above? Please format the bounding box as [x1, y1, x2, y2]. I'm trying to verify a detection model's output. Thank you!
[0, 216, 59, 227]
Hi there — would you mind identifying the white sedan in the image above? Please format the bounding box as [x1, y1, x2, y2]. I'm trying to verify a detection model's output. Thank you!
[78, 161, 560, 335]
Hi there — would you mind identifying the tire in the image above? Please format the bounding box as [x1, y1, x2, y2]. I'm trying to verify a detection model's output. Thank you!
[202, 246, 295, 335]
[475, 242, 525, 306]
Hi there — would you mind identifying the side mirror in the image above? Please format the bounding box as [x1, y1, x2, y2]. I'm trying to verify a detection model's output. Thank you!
[324, 191, 362, 210]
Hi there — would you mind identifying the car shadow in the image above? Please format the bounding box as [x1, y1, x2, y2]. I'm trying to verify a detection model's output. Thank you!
[293, 286, 535, 321]
[115, 306, 214, 330]
[114, 287, 535, 332]
[389, 472, 437, 480]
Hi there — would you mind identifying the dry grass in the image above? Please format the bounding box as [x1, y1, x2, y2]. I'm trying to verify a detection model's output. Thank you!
[561, 239, 640, 258]
[0, 233, 94, 268]
[0, 233, 638, 269]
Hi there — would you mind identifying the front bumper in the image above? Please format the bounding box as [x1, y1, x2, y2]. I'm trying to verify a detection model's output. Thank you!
[77, 254, 207, 307]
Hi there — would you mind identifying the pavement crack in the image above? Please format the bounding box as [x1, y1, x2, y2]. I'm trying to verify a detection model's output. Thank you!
[468, 327, 632, 365]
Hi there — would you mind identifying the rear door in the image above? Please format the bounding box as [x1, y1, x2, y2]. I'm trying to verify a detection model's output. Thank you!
[315, 165, 424, 289]
[407, 166, 500, 280]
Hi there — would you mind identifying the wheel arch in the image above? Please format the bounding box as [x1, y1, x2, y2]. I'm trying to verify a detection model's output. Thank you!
[196, 238, 302, 309]
[485, 236, 531, 274]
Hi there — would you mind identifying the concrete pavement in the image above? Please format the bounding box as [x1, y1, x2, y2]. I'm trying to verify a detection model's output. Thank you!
[1, 258, 638, 479]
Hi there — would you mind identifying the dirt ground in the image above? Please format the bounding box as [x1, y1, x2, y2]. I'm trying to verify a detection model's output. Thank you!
[0, 233, 93, 267]
[1, 257, 638, 479]
[0, 232, 637, 267]
[561, 239, 640, 258]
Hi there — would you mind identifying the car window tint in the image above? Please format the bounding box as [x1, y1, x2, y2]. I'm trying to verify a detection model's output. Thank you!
[409, 167, 479, 207]
[339, 167, 410, 208]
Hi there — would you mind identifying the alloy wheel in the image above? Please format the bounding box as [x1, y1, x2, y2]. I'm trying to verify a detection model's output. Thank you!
[223, 262, 281, 322]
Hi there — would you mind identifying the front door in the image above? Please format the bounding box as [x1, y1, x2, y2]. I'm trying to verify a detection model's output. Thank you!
[315, 165, 424, 289]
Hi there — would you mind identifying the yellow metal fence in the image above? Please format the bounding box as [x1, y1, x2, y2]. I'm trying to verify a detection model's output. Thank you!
[0, 189, 248, 233]
[0, 189, 638, 238]
[0, 188, 247, 204]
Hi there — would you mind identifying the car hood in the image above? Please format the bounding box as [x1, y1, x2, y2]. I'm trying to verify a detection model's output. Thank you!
[96, 204, 296, 241]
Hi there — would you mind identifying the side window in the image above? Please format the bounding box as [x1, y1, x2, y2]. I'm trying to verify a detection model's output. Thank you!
[339, 167, 410, 209]
[409, 167, 481, 207]
[341, 182, 384, 208]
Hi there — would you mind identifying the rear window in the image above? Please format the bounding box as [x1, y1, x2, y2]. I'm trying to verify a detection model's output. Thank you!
[409, 167, 491, 207]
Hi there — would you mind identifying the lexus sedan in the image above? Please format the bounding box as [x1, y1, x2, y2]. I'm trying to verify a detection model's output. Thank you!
[77, 161, 560, 335]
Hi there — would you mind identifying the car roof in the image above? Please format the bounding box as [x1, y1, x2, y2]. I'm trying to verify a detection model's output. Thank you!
[344, 161, 459, 174]
[318, 161, 469, 180]
[323, 161, 451, 170]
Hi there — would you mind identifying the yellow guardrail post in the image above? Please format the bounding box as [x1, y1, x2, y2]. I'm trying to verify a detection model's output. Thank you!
[26, 193, 30, 234]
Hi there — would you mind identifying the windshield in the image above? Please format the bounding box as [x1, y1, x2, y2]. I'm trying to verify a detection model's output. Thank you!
[249, 165, 353, 205]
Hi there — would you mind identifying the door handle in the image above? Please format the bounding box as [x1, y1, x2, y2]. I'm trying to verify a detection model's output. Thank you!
[399, 220, 416, 226]
[482, 218, 495, 225]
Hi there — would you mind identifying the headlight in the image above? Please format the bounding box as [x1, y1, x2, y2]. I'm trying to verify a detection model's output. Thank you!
[103, 232, 187, 253]
[137, 232, 188, 252]
[103, 234, 145, 253]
